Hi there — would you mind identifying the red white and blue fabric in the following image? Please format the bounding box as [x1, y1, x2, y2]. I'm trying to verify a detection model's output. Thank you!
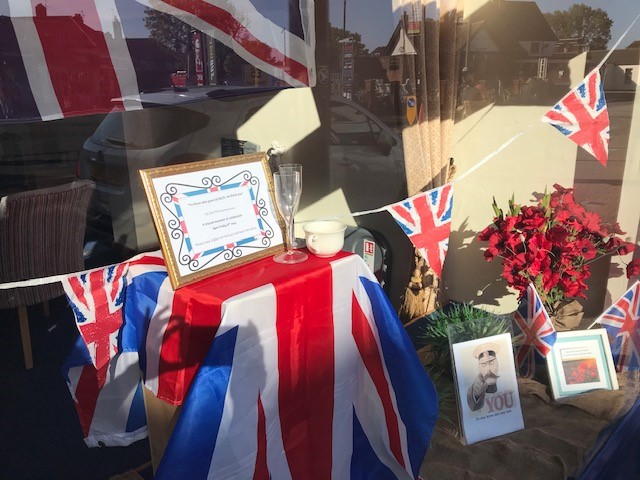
[135, 0, 316, 87]
[597, 281, 640, 372]
[4, 0, 140, 121]
[513, 283, 557, 378]
[2, 0, 314, 122]
[541, 68, 610, 166]
[126, 253, 437, 479]
[60, 251, 165, 447]
[387, 183, 453, 278]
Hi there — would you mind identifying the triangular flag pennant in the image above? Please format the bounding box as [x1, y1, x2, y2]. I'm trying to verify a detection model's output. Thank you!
[541, 68, 610, 166]
[387, 184, 453, 278]
[596, 281, 640, 372]
[513, 283, 557, 378]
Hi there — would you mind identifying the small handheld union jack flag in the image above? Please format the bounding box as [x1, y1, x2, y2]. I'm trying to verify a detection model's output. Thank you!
[597, 281, 640, 372]
[387, 183, 453, 278]
[513, 283, 557, 378]
[541, 68, 610, 166]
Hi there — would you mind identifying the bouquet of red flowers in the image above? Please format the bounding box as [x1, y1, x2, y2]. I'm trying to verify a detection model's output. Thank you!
[478, 184, 640, 314]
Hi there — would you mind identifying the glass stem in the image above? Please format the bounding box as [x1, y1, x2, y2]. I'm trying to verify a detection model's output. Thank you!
[286, 220, 294, 255]
[289, 218, 296, 249]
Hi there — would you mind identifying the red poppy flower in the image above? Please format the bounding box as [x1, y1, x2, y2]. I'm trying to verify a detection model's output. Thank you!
[479, 183, 634, 312]
[627, 259, 640, 278]
[574, 238, 597, 260]
[581, 211, 602, 234]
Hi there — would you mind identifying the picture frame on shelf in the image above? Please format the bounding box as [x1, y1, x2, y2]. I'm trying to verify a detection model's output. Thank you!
[140, 152, 284, 289]
[545, 329, 619, 400]
[450, 331, 524, 445]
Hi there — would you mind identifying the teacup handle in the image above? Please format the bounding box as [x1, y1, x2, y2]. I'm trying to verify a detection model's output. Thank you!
[307, 234, 319, 252]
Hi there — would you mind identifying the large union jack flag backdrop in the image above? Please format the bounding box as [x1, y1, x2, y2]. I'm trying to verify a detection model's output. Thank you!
[135, 0, 316, 87]
[1, 0, 314, 122]
[541, 68, 610, 166]
[597, 280, 640, 372]
[387, 184, 453, 278]
[513, 283, 557, 378]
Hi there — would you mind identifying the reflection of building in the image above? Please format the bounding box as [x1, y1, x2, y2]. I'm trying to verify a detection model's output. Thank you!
[589, 48, 640, 93]
[459, 0, 557, 97]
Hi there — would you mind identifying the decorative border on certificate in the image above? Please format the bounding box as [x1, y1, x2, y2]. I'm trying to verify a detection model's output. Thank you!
[140, 153, 284, 289]
[546, 329, 619, 400]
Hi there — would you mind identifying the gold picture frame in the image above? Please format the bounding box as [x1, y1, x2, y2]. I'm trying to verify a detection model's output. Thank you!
[140, 152, 285, 289]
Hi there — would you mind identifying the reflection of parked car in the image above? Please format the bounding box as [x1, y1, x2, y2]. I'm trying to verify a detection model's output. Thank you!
[329, 97, 404, 211]
[78, 86, 405, 254]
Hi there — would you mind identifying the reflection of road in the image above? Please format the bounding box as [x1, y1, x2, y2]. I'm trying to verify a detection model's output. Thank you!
[573, 100, 634, 224]
[573, 98, 635, 315]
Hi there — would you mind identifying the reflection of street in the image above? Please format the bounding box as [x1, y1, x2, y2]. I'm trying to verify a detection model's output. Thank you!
[573, 98, 635, 314]
[574, 100, 634, 224]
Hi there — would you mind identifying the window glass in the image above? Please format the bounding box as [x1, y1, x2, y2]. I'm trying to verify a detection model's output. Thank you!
[0, 0, 638, 317]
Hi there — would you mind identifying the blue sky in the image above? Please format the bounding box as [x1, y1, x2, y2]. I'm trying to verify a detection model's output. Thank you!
[2, 0, 638, 51]
[329, 0, 640, 50]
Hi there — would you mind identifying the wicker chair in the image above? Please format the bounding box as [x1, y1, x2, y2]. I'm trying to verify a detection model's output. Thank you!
[0, 180, 95, 368]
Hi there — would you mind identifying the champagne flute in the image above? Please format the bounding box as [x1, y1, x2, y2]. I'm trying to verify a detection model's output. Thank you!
[273, 171, 307, 264]
[278, 163, 303, 248]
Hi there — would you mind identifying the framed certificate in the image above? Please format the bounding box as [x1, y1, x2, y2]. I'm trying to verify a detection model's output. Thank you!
[546, 329, 619, 400]
[140, 153, 284, 289]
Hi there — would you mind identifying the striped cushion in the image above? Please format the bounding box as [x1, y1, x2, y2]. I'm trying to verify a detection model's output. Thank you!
[0, 180, 95, 309]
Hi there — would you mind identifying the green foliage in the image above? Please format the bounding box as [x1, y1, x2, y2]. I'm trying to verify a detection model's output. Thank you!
[420, 303, 510, 372]
[424, 366, 456, 425]
[420, 303, 510, 424]
[544, 4, 612, 50]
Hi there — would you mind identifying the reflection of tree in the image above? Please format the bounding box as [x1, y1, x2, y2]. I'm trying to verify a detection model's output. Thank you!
[144, 7, 191, 69]
[544, 4, 612, 51]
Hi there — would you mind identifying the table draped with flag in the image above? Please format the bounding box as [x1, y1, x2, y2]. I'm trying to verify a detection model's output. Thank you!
[66, 250, 438, 478]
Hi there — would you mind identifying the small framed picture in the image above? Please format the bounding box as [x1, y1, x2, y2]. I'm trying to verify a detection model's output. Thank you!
[140, 153, 284, 289]
[451, 332, 525, 445]
[546, 329, 619, 400]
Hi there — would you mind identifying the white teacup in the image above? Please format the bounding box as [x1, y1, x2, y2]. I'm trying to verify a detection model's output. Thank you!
[303, 221, 347, 258]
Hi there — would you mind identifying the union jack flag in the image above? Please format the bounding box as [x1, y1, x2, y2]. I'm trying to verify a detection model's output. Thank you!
[151, 254, 438, 479]
[597, 281, 640, 372]
[136, 0, 316, 87]
[513, 283, 557, 378]
[541, 68, 610, 166]
[2, 0, 314, 122]
[61, 251, 166, 447]
[387, 184, 453, 278]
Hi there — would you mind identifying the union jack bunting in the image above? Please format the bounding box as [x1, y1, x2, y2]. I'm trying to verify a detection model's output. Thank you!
[513, 283, 557, 378]
[63, 264, 129, 373]
[596, 281, 640, 372]
[541, 68, 610, 166]
[387, 184, 453, 278]
[60, 251, 166, 447]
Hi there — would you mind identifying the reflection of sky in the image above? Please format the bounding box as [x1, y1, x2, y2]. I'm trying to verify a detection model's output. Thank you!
[532, 1, 640, 49]
[329, 0, 400, 49]
[2, 0, 638, 49]
[330, 0, 640, 51]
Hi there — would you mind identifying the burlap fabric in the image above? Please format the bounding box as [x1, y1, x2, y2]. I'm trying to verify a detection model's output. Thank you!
[420, 373, 640, 479]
